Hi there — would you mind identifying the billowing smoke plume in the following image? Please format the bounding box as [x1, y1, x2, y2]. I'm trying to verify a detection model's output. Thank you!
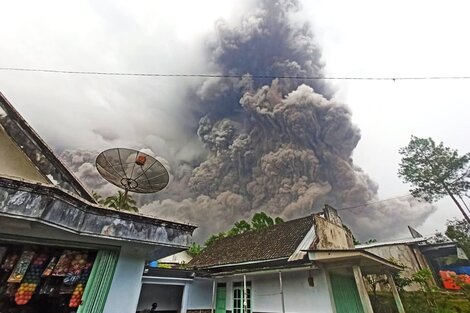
[61, 0, 435, 241]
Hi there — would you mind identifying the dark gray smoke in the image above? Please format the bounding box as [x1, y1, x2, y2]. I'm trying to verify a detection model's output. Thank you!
[61, 0, 435, 241]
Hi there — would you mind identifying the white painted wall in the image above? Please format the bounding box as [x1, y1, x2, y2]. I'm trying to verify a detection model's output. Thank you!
[216, 269, 334, 313]
[187, 279, 213, 310]
[103, 246, 147, 313]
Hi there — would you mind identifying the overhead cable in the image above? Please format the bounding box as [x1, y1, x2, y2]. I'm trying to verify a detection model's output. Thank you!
[1, 67, 470, 81]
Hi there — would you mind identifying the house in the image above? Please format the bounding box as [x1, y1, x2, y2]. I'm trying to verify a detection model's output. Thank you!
[138, 205, 406, 313]
[356, 237, 431, 291]
[357, 229, 470, 291]
[0, 91, 197, 313]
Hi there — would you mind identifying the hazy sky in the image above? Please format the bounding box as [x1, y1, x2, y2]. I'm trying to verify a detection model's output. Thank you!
[0, 0, 469, 238]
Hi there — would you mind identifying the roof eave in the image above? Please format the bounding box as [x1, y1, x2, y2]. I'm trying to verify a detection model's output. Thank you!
[0, 175, 197, 247]
[304, 249, 403, 274]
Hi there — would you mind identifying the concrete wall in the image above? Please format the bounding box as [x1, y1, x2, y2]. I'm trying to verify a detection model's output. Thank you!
[103, 246, 147, 313]
[365, 244, 424, 291]
[217, 269, 334, 313]
[314, 215, 352, 249]
[0, 125, 48, 183]
[187, 279, 213, 310]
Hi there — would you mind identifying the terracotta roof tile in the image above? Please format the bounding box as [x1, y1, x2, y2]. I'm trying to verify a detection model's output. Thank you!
[189, 215, 314, 268]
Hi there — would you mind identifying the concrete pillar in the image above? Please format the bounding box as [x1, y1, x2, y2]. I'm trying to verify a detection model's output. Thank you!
[387, 272, 406, 313]
[278, 271, 286, 313]
[103, 247, 145, 313]
[211, 280, 216, 313]
[181, 283, 189, 313]
[352, 266, 374, 313]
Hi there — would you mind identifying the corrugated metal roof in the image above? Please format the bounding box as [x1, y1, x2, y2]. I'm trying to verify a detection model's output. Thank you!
[356, 237, 428, 249]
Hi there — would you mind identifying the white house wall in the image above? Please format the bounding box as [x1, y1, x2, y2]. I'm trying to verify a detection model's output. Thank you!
[217, 269, 334, 313]
[282, 270, 334, 313]
[103, 246, 147, 313]
[187, 278, 214, 310]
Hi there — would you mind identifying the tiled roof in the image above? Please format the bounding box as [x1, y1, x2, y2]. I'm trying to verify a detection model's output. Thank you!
[189, 215, 314, 269]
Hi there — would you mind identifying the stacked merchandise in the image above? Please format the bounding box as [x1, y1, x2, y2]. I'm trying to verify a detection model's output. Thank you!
[14, 253, 48, 304]
[0, 244, 96, 313]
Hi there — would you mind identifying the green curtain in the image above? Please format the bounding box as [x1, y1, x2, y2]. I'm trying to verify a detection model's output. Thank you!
[78, 249, 119, 313]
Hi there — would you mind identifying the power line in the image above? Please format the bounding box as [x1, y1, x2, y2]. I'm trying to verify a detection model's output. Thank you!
[1, 67, 470, 81]
[337, 194, 414, 211]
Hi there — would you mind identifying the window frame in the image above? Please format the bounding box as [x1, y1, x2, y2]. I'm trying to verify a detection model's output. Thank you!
[232, 281, 252, 313]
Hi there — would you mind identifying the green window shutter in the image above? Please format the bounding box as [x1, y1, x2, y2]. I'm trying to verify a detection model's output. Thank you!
[215, 286, 226, 313]
[78, 249, 119, 313]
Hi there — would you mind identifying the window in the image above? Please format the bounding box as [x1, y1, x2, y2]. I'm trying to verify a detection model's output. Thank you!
[233, 281, 251, 313]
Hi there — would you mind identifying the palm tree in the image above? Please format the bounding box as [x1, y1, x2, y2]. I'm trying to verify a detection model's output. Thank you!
[92, 190, 105, 205]
[103, 190, 138, 212]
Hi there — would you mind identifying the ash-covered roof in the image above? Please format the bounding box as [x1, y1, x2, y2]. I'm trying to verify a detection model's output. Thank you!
[189, 214, 314, 269]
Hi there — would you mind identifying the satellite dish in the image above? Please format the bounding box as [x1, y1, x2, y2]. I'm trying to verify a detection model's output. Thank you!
[95, 148, 169, 209]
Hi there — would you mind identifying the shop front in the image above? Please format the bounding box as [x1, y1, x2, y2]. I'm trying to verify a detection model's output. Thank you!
[0, 92, 197, 312]
[0, 240, 113, 313]
[0, 177, 196, 313]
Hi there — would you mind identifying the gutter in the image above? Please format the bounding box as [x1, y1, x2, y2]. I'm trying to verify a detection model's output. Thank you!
[195, 257, 288, 270]
[210, 263, 317, 278]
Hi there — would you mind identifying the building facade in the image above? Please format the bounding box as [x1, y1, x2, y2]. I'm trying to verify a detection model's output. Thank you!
[0, 91, 197, 313]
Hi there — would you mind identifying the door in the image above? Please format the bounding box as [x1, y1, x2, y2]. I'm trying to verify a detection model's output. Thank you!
[329, 272, 364, 313]
[215, 283, 226, 313]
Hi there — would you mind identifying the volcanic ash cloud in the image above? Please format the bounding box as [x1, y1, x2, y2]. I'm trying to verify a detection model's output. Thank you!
[63, 0, 436, 241]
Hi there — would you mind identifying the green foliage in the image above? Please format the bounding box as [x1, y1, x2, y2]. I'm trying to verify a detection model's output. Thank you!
[445, 219, 470, 258]
[432, 231, 450, 244]
[365, 239, 378, 244]
[92, 190, 104, 204]
[411, 269, 434, 290]
[398, 136, 470, 203]
[371, 292, 470, 313]
[204, 232, 226, 247]
[251, 212, 275, 230]
[387, 257, 412, 291]
[187, 242, 203, 257]
[203, 212, 284, 247]
[103, 190, 138, 212]
[226, 220, 252, 237]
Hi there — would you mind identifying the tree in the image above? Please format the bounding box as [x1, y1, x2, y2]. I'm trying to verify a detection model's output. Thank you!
[226, 220, 252, 237]
[445, 219, 470, 257]
[398, 136, 470, 223]
[204, 212, 284, 247]
[187, 242, 203, 257]
[92, 190, 105, 204]
[204, 232, 226, 247]
[103, 190, 138, 212]
[251, 212, 275, 230]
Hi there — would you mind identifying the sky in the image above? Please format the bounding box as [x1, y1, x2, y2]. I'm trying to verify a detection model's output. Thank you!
[0, 0, 469, 239]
